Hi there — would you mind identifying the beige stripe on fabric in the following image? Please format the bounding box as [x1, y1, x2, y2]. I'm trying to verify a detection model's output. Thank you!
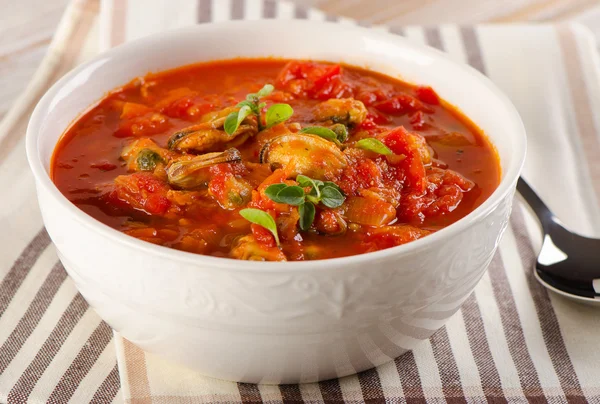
[123, 338, 152, 403]
[557, 25, 600, 211]
[110, 0, 127, 46]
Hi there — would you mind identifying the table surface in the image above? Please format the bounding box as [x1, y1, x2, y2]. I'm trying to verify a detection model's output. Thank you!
[1, 0, 599, 122]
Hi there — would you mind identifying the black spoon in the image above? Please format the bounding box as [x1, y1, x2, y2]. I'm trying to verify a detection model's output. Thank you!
[517, 177, 600, 304]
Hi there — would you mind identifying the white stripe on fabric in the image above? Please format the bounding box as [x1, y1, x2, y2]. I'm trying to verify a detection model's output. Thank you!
[0, 280, 78, 394]
[143, 349, 242, 401]
[69, 341, 118, 404]
[307, 7, 326, 21]
[499, 224, 568, 398]
[98, 0, 114, 52]
[439, 24, 469, 63]
[275, 0, 295, 19]
[473, 273, 525, 398]
[443, 312, 486, 399]
[78, 15, 100, 64]
[0, 146, 44, 270]
[336, 16, 358, 27]
[338, 374, 365, 404]
[402, 26, 426, 44]
[213, 0, 232, 23]
[411, 341, 444, 402]
[28, 309, 103, 400]
[256, 383, 283, 403]
[113, 333, 131, 400]
[299, 381, 325, 403]
[376, 360, 405, 400]
[244, 0, 263, 20]
[0, 246, 56, 346]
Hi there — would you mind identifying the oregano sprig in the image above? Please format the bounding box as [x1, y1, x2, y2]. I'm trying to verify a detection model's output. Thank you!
[225, 84, 294, 134]
[264, 175, 345, 231]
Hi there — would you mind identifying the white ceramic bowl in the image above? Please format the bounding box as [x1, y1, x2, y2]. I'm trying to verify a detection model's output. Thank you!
[27, 20, 526, 384]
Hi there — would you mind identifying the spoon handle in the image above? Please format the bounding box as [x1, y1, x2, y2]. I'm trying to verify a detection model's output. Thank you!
[516, 177, 554, 229]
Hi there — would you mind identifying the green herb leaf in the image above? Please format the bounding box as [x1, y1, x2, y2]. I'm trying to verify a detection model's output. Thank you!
[236, 100, 255, 110]
[265, 104, 294, 128]
[256, 84, 274, 98]
[224, 111, 239, 135]
[300, 126, 340, 144]
[330, 124, 349, 143]
[224, 105, 253, 135]
[264, 183, 287, 202]
[355, 138, 393, 155]
[298, 202, 316, 231]
[239, 208, 280, 246]
[296, 175, 324, 190]
[276, 185, 305, 205]
[320, 185, 345, 208]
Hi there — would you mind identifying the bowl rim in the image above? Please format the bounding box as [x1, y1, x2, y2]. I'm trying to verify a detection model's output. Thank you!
[26, 19, 527, 272]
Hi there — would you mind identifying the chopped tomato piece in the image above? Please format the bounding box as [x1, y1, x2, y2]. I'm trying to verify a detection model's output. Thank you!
[251, 222, 276, 248]
[110, 172, 171, 215]
[415, 86, 440, 105]
[276, 61, 352, 99]
[374, 93, 431, 116]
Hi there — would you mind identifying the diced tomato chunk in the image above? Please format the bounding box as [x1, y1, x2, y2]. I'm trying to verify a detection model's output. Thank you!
[415, 86, 440, 105]
[110, 172, 171, 215]
[251, 223, 276, 248]
[374, 93, 430, 116]
[276, 61, 353, 100]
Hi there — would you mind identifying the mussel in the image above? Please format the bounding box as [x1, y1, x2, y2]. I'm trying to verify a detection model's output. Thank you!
[168, 107, 258, 152]
[259, 133, 347, 180]
[229, 235, 287, 261]
[166, 148, 241, 189]
[313, 98, 367, 126]
[121, 138, 171, 172]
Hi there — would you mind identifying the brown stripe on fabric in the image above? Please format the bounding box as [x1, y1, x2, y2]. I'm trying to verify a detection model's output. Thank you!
[557, 25, 600, 204]
[123, 338, 152, 402]
[319, 378, 345, 403]
[47, 321, 114, 403]
[110, 0, 127, 46]
[325, 14, 338, 22]
[357, 367, 386, 403]
[424, 26, 444, 51]
[0, 228, 50, 318]
[263, 0, 276, 18]
[0, 261, 66, 375]
[429, 327, 467, 404]
[357, 20, 372, 28]
[279, 384, 304, 403]
[230, 0, 245, 20]
[389, 26, 405, 36]
[461, 293, 508, 403]
[487, 253, 547, 402]
[510, 207, 586, 403]
[459, 26, 486, 73]
[238, 383, 262, 403]
[0, 0, 98, 164]
[395, 351, 425, 404]
[6, 293, 89, 404]
[90, 364, 121, 403]
[294, 5, 308, 19]
[197, 0, 212, 23]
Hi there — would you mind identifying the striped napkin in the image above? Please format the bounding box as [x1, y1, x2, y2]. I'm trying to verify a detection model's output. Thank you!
[1, 0, 600, 403]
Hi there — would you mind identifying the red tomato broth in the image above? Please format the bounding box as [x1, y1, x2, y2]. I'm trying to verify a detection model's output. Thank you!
[51, 58, 500, 261]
